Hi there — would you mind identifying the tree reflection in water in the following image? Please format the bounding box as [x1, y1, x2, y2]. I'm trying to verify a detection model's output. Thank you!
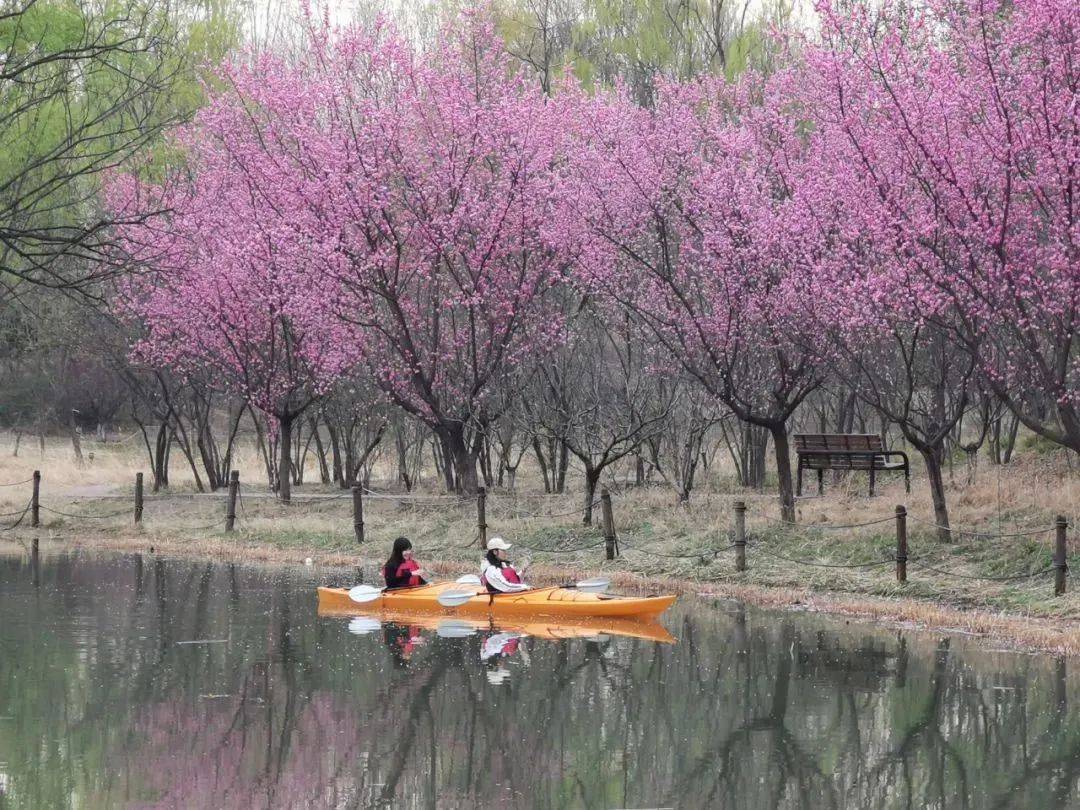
[1, 553, 1078, 809]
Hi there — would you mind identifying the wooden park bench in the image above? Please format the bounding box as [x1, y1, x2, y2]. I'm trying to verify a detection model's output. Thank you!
[794, 433, 910, 497]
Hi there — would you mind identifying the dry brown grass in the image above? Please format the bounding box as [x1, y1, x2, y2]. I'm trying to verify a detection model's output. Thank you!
[2, 429, 1078, 653]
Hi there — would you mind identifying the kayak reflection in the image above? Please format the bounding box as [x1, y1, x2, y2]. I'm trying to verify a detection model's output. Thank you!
[320, 601, 677, 645]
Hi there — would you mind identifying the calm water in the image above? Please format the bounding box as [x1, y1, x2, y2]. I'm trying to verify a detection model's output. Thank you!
[1, 552, 1079, 809]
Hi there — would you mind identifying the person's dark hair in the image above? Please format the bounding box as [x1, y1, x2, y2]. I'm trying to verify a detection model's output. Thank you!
[386, 536, 412, 573]
[485, 549, 507, 568]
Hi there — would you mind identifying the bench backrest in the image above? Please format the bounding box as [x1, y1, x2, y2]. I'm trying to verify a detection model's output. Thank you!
[794, 433, 884, 453]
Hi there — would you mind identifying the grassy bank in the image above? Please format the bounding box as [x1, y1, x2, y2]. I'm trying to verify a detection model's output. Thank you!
[1, 432, 1078, 654]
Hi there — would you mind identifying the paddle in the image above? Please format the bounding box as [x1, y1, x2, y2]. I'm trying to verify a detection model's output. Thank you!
[436, 619, 478, 638]
[561, 577, 611, 594]
[437, 589, 477, 608]
[347, 584, 385, 604]
[347, 616, 382, 635]
[455, 574, 482, 586]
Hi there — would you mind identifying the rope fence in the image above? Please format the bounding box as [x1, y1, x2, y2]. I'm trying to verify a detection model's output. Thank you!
[0, 499, 32, 532]
[0, 476, 34, 488]
[905, 514, 1054, 539]
[1, 470, 1072, 596]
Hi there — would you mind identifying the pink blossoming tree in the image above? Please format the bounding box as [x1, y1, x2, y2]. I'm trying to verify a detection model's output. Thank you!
[113, 12, 569, 495]
[108, 103, 352, 501]
[563, 79, 820, 522]
[800, 0, 1080, 455]
[310, 15, 571, 493]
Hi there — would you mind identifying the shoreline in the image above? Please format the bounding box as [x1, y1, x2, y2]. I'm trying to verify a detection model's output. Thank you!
[6, 532, 1080, 657]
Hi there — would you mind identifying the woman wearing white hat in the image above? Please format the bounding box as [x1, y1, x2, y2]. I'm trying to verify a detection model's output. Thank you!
[480, 536, 530, 593]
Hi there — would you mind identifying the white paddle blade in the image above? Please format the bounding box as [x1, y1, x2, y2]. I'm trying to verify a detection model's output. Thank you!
[347, 617, 382, 635]
[436, 619, 478, 639]
[347, 585, 385, 604]
[575, 577, 610, 594]
[455, 574, 482, 586]
[437, 589, 476, 608]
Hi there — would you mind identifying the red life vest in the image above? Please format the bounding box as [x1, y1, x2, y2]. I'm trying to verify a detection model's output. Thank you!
[396, 559, 423, 587]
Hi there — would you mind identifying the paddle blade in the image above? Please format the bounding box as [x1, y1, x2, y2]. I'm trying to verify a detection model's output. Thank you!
[455, 574, 482, 586]
[575, 577, 610, 594]
[437, 589, 476, 608]
[347, 617, 382, 635]
[347, 585, 385, 604]
[436, 619, 478, 639]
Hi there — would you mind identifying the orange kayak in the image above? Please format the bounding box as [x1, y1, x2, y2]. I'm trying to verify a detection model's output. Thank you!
[316, 582, 677, 621]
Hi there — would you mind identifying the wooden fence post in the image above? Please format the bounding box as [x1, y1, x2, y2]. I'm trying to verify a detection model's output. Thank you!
[1054, 515, 1068, 596]
[734, 500, 747, 572]
[353, 486, 365, 543]
[895, 505, 907, 584]
[31, 470, 40, 528]
[477, 487, 487, 549]
[134, 472, 144, 526]
[601, 487, 617, 560]
[225, 470, 239, 532]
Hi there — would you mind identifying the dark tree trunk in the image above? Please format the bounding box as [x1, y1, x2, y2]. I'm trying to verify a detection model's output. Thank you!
[532, 436, 551, 493]
[555, 439, 569, 494]
[918, 443, 951, 542]
[769, 423, 796, 524]
[310, 417, 330, 484]
[582, 466, 601, 526]
[278, 413, 293, 503]
[444, 422, 479, 494]
[153, 423, 170, 491]
[395, 429, 413, 491]
[326, 421, 344, 486]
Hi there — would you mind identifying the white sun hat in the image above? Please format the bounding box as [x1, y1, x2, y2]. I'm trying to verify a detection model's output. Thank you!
[486, 536, 511, 551]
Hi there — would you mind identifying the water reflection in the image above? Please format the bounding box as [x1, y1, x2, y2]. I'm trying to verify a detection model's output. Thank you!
[1, 552, 1079, 809]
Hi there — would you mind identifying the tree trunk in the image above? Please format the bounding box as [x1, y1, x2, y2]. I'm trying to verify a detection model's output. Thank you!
[253, 411, 275, 490]
[769, 423, 796, 524]
[555, 440, 569, 494]
[919, 444, 951, 542]
[153, 423, 169, 490]
[395, 429, 412, 491]
[69, 416, 84, 468]
[310, 417, 330, 484]
[326, 421, 344, 486]
[278, 413, 293, 503]
[444, 422, 479, 494]
[12, 430, 21, 457]
[532, 436, 551, 493]
[432, 432, 455, 492]
[582, 466, 601, 526]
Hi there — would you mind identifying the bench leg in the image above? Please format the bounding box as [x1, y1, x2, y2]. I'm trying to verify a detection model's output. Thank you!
[869, 467, 876, 497]
[796, 464, 803, 497]
[817, 469, 824, 496]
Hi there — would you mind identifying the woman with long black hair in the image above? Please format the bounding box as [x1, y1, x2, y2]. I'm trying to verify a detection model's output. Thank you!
[480, 536, 530, 593]
[383, 536, 427, 588]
